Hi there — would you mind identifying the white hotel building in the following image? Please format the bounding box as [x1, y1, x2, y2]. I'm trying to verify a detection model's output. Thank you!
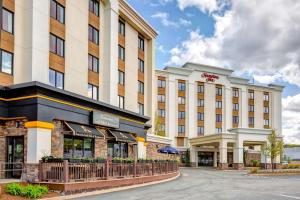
[154, 63, 284, 169]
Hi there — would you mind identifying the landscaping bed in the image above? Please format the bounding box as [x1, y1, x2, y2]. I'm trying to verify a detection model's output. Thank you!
[249, 167, 300, 176]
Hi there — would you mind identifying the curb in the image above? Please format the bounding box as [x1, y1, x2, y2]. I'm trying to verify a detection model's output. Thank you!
[43, 172, 181, 200]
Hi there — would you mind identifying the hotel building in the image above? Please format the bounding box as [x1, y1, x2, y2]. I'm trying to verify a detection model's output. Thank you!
[154, 63, 284, 169]
[0, 0, 157, 180]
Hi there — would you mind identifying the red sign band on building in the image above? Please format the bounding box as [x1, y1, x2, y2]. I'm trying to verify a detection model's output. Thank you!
[201, 73, 219, 82]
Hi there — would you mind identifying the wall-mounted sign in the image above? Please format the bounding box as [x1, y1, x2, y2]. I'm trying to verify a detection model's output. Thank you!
[201, 73, 219, 82]
[92, 111, 120, 128]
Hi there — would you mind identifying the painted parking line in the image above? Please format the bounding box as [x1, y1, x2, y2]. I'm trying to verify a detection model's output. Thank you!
[280, 194, 300, 199]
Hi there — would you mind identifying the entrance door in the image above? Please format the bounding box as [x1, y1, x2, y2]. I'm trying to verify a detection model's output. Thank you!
[6, 136, 24, 178]
[198, 152, 214, 166]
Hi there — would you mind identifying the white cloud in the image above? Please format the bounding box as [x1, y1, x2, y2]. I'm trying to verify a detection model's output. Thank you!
[151, 12, 192, 28]
[177, 0, 229, 14]
[157, 45, 167, 54]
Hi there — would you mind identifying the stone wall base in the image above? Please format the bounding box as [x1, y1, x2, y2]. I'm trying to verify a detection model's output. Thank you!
[233, 163, 244, 170]
[260, 163, 272, 169]
[22, 163, 39, 183]
[218, 163, 228, 170]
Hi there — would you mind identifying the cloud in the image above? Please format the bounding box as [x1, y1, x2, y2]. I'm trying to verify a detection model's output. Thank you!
[151, 12, 192, 28]
[177, 0, 229, 14]
[157, 45, 168, 54]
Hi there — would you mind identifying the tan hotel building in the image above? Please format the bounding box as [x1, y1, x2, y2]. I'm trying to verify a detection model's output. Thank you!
[154, 63, 284, 169]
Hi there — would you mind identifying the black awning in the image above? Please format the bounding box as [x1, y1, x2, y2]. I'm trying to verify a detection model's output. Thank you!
[65, 122, 104, 138]
[108, 130, 136, 143]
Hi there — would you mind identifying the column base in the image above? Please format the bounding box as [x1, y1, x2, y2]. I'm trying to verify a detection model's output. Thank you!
[233, 163, 244, 170]
[218, 163, 228, 170]
[22, 163, 40, 182]
[190, 162, 197, 167]
[260, 163, 272, 169]
[274, 163, 282, 169]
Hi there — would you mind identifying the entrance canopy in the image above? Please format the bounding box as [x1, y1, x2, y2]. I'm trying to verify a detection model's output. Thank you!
[65, 122, 105, 138]
[108, 130, 137, 143]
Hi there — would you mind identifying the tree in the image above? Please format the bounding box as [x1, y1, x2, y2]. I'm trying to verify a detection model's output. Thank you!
[265, 130, 284, 170]
[154, 112, 165, 137]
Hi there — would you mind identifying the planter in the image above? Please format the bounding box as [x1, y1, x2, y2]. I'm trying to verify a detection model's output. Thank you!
[42, 157, 64, 163]
[68, 158, 82, 163]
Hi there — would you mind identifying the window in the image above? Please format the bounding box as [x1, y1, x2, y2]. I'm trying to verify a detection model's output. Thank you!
[264, 119, 269, 126]
[138, 59, 144, 73]
[178, 82, 186, 91]
[178, 97, 185, 104]
[0, 50, 13, 74]
[2, 8, 13, 33]
[216, 114, 222, 122]
[158, 109, 165, 117]
[88, 84, 98, 100]
[197, 84, 204, 93]
[233, 88, 239, 97]
[178, 125, 185, 133]
[249, 105, 254, 112]
[89, 25, 99, 44]
[50, 34, 64, 57]
[89, 0, 99, 16]
[197, 113, 204, 121]
[158, 124, 165, 132]
[264, 106, 269, 114]
[88, 54, 99, 73]
[50, 0, 65, 24]
[249, 90, 254, 99]
[249, 117, 254, 125]
[178, 111, 185, 119]
[216, 101, 222, 109]
[49, 69, 64, 89]
[233, 103, 239, 110]
[138, 81, 144, 94]
[107, 142, 128, 158]
[197, 99, 204, 107]
[118, 95, 125, 109]
[197, 126, 204, 135]
[157, 94, 165, 102]
[138, 36, 144, 51]
[216, 87, 222, 96]
[64, 136, 94, 158]
[138, 103, 144, 115]
[118, 70, 125, 85]
[216, 128, 222, 133]
[264, 93, 269, 101]
[157, 79, 166, 88]
[118, 19, 125, 36]
[118, 45, 125, 61]
[233, 116, 239, 124]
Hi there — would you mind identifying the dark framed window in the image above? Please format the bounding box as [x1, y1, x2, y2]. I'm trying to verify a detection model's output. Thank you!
[118, 19, 125, 36]
[89, 0, 99, 16]
[197, 84, 204, 93]
[233, 103, 239, 110]
[88, 83, 98, 100]
[158, 124, 165, 132]
[216, 128, 222, 133]
[64, 135, 94, 158]
[178, 82, 186, 91]
[216, 114, 222, 122]
[49, 69, 64, 89]
[249, 117, 254, 125]
[50, 0, 65, 24]
[264, 119, 269, 126]
[216, 101, 222, 109]
[264, 93, 269, 101]
[118, 95, 125, 109]
[158, 109, 165, 117]
[216, 87, 222, 96]
[249, 105, 254, 112]
[118, 45, 125, 61]
[178, 111, 185, 119]
[107, 142, 128, 158]
[89, 25, 99, 44]
[197, 113, 204, 121]
[138, 81, 144, 94]
[249, 90, 254, 99]
[88, 54, 99, 73]
[197, 126, 204, 135]
[264, 106, 269, 114]
[138, 36, 144, 51]
[118, 70, 125, 85]
[50, 34, 64, 57]
[0, 50, 13, 75]
[157, 94, 165, 102]
[157, 79, 166, 88]
[138, 59, 144, 73]
[233, 116, 239, 124]
[178, 97, 185, 104]
[178, 125, 185, 133]
[233, 88, 239, 97]
[197, 99, 204, 107]
[2, 8, 13, 33]
[138, 103, 144, 115]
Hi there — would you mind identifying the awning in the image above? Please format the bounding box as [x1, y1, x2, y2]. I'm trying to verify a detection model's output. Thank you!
[65, 122, 105, 138]
[108, 130, 136, 143]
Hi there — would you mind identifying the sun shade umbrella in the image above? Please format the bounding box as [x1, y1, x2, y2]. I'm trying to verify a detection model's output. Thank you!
[157, 146, 179, 154]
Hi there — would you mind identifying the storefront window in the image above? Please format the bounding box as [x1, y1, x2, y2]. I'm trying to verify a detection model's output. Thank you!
[107, 142, 128, 158]
[63, 136, 94, 158]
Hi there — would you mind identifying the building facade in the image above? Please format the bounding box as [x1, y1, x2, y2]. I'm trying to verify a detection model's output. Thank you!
[154, 63, 284, 169]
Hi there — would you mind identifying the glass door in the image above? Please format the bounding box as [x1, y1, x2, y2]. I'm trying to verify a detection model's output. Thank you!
[6, 136, 24, 178]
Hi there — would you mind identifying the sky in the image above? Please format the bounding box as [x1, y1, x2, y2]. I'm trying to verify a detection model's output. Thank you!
[127, 0, 300, 144]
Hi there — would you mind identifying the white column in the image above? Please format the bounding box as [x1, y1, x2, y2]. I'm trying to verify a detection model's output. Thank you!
[219, 139, 227, 164]
[213, 151, 218, 167]
[241, 87, 248, 128]
[188, 80, 196, 138]
[137, 141, 146, 159]
[224, 86, 232, 132]
[233, 138, 244, 164]
[190, 146, 198, 167]
[167, 76, 176, 146]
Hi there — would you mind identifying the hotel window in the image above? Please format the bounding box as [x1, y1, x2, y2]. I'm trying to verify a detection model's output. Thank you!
[0, 50, 13, 75]
[178, 82, 186, 91]
[49, 69, 64, 89]
[88, 25, 99, 44]
[138, 81, 144, 94]
[197, 99, 204, 107]
[216, 87, 222, 96]
[197, 126, 204, 135]
[264, 106, 269, 114]
[249, 90, 254, 99]
[157, 94, 165, 102]
[118, 45, 125, 61]
[233, 88, 239, 97]
[158, 109, 165, 117]
[118, 70, 125, 85]
[2, 8, 13, 33]
[197, 84, 204, 93]
[264, 93, 269, 101]
[89, 0, 99, 16]
[264, 119, 269, 126]
[233, 116, 239, 124]
[233, 103, 239, 110]
[50, 0, 65, 24]
[118, 95, 125, 109]
[118, 19, 125, 36]
[216, 128, 222, 133]
[178, 97, 185, 104]
[157, 79, 166, 88]
[249, 117, 254, 125]
[50, 34, 64, 57]
[64, 136, 94, 158]
[138, 59, 144, 73]
[88, 83, 98, 100]
[138, 103, 144, 115]
[216, 114, 222, 122]
[178, 125, 185, 133]
[88, 54, 99, 73]
[159, 124, 165, 132]
[216, 101, 222, 109]
[138, 36, 144, 51]
[249, 105, 254, 112]
[178, 111, 185, 119]
[197, 113, 204, 121]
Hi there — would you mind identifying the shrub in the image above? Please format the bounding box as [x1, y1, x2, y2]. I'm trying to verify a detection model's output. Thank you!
[250, 167, 258, 174]
[5, 183, 22, 196]
[5, 183, 48, 199]
[251, 159, 260, 167]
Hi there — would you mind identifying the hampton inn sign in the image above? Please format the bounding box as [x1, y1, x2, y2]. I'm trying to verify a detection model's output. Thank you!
[201, 73, 219, 82]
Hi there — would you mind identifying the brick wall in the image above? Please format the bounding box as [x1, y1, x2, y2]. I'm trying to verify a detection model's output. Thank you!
[245, 152, 261, 166]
